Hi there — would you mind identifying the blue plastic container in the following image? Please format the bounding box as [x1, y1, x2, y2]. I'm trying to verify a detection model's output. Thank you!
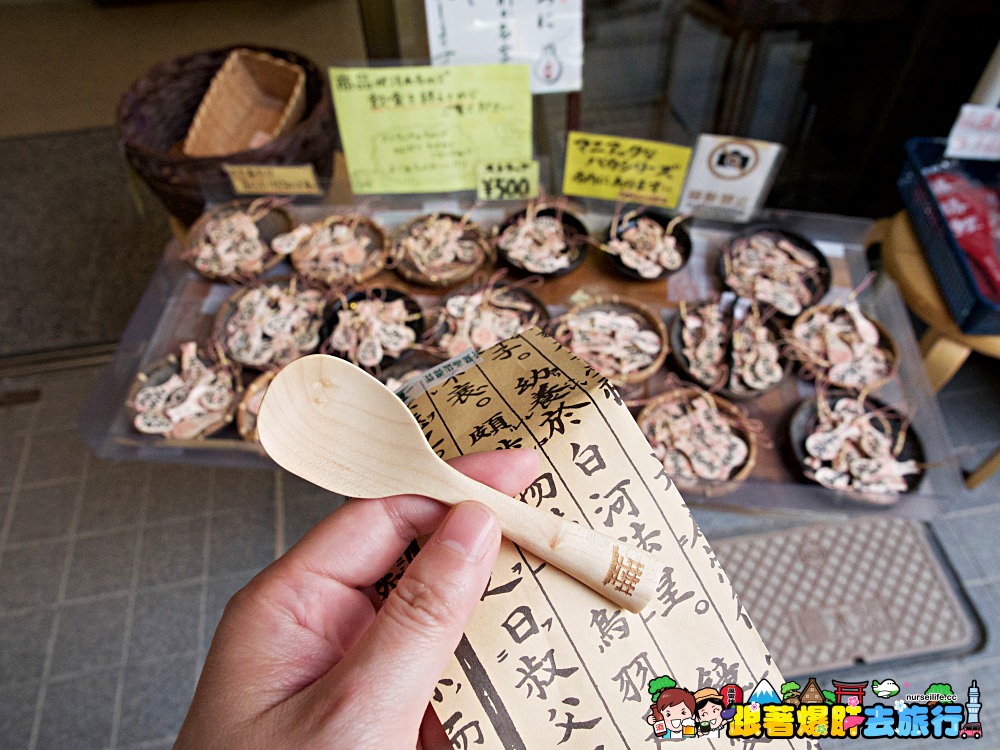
[897, 137, 1000, 335]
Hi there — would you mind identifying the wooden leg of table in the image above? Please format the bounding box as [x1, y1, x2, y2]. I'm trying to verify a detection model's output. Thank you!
[966, 445, 1000, 490]
[918, 328, 971, 392]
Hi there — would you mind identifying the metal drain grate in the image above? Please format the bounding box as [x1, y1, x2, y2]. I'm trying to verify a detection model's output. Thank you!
[713, 517, 980, 676]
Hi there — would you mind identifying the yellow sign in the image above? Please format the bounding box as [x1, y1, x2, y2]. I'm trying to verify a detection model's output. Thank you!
[329, 65, 532, 194]
[562, 131, 692, 208]
[476, 159, 539, 201]
[222, 164, 322, 195]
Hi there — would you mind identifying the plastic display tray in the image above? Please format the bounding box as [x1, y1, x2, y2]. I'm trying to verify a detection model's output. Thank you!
[897, 137, 1000, 334]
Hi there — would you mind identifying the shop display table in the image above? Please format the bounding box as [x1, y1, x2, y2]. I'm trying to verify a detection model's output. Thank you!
[80, 204, 963, 516]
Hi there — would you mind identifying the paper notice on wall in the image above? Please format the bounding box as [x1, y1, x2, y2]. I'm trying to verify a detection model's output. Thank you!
[677, 134, 785, 222]
[381, 328, 807, 748]
[945, 104, 1000, 160]
[329, 65, 533, 194]
[425, 0, 583, 93]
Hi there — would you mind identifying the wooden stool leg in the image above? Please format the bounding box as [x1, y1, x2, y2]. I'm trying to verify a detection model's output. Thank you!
[966, 445, 1000, 490]
[919, 328, 972, 392]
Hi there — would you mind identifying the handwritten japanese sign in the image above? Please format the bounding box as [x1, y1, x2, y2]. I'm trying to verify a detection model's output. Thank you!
[945, 103, 1000, 160]
[222, 164, 322, 196]
[677, 134, 785, 222]
[425, 0, 583, 93]
[385, 328, 806, 748]
[328, 65, 533, 194]
[562, 131, 692, 209]
[477, 160, 540, 201]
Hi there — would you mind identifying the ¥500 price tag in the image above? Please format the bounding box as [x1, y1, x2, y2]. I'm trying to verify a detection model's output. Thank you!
[477, 160, 539, 201]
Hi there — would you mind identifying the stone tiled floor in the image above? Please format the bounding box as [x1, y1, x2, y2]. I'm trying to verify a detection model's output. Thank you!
[1, 348, 998, 748]
[0, 368, 343, 750]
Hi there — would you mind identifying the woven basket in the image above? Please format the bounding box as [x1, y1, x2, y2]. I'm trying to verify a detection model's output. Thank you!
[183, 48, 306, 157]
[117, 45, 337, 225]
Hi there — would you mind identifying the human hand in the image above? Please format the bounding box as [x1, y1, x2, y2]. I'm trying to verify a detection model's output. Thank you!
[173, 448, 540, 750]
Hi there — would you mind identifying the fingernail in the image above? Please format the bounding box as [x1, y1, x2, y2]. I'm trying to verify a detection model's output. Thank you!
[438, 503, 497, 562]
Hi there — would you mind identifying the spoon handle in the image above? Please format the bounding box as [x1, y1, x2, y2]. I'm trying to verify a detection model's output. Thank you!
[445, 468, 660, 613]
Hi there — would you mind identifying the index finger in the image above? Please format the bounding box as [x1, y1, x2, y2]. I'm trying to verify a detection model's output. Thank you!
[276, 448, 540, 589]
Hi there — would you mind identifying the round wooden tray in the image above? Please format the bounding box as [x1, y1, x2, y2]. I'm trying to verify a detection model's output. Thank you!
[289, 214, 390, 287]
[787, 390, 924, 505]
[494, 203, 590, 278]
[392, 212, 493, 288]
[637, 386, 757, 497]
[320, 286, 425, 372]
[551, 295, 669, 386]
[719, 227, 832, 318]
[602, 210, 692, 281]
[182, 198, 293, 282]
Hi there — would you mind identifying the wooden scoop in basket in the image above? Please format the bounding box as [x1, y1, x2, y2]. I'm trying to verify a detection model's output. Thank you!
[257, 354, 658, 613]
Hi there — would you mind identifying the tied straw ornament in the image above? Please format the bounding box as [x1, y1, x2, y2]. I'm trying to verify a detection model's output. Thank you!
[181, 197, 294, 282]
[721, 228, 831, 316]
[494, 199, 591, 276]
[603, 206, 691, 280]
[637, 379, 762, 496]
[128, 340, 239, 440]
[432, 270, 548, 358]
[793, 387, 923, 500]
[321, 287, 424, 371]
[393, 212, 493, 287]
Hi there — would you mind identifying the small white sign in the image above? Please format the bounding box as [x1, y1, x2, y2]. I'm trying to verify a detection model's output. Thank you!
[424, 0, 583, 93]
[677, 135, 785, 222]
[945, 103, 1000, 160]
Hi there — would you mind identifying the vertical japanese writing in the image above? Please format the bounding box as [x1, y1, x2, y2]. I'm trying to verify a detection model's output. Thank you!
[656, 566, 695, 619]
[446, 378, 491, 408]
[482, 562, 523, 599]
[551, 711, 602, 744]
[571, 442, 606, 476]
[591, 478, 639, 528]
[468, 410, 517, 445]
[517, 472, 557, 508]
[589, 607, 630, 653]
[696, 657, 741, 689]
[502, 605, 539, 644]
[515, 648, 579, 699]
[373, 539, 421, 599]
[612, 652, 657, 703]
[620, 521, 662, 553]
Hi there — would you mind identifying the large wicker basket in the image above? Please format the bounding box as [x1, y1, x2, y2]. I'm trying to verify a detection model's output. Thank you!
[117, 45, 337, 225]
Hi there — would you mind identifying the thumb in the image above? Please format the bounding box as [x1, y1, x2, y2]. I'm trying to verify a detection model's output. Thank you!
[316, 501, 500, 741]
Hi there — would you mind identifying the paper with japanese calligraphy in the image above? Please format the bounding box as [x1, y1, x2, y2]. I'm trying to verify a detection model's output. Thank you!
[425, 0, 583, 93]
[328, 65, 533, 194]
[562, 131, 693, 209]
[383, 328, 814, 748]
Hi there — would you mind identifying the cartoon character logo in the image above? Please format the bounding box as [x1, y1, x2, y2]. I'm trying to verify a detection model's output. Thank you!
[872, 678, 900, 699]
[694, 687, 736, 737]
[646, 676, 697, 739]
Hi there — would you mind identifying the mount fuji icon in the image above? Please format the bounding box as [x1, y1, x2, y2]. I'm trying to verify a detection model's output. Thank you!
[747, 678, 782, 705]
